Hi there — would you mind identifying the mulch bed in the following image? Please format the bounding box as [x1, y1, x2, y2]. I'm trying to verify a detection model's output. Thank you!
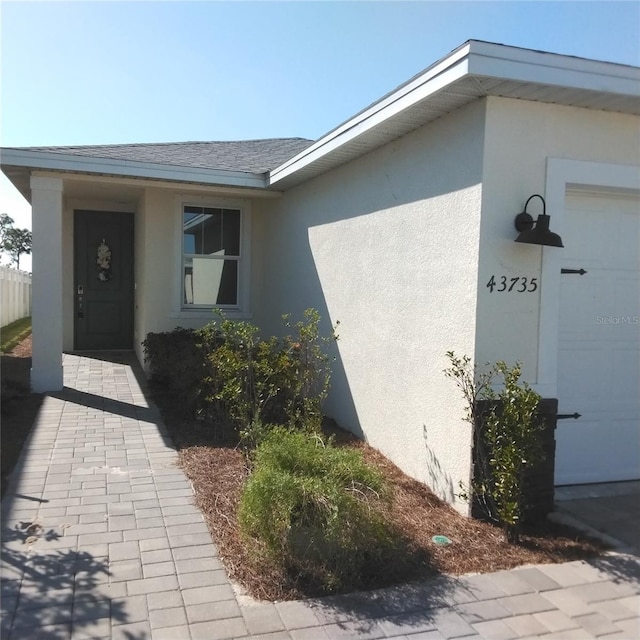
[0, 338, 605, 600]
[156, 393, 606, 601]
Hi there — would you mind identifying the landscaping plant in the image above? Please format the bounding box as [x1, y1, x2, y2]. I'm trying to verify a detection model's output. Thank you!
[143, 309, 337, 447]
[142, 327, 209, 415]
[279, 309, 336, 432]
[202, 309, 336, 448]
[238, 427, 393, 592]
[445, 352, 545, 543]
[200, 315, 283, 447]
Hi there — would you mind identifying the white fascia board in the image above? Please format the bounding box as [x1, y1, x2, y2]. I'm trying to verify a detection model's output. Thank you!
[0, 149, 268, 190]
[468, 41, 640, 96]
[268, 44, 474, 187]
[268, 40, 640, 188]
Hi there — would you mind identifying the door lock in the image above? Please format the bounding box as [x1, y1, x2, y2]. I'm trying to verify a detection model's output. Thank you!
[77, 284, 84, 318]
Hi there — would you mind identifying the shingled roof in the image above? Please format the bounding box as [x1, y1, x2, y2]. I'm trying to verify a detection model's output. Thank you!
[13, 138, 315, 174]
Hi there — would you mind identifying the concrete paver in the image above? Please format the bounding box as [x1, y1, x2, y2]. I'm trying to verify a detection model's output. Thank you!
[1, 352, 639, 639]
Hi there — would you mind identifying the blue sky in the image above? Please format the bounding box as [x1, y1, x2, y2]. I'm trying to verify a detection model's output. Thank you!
[1, 0, 639, 270]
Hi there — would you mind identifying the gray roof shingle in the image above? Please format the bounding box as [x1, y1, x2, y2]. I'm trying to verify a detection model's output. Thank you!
[13, 138, 315, 174]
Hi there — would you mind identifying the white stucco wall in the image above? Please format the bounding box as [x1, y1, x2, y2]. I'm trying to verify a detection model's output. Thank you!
[477, 97, 640, 389]
[257, 100, 486, 512]
[132, 188, 176, 362]
[132, 187, 265, 365]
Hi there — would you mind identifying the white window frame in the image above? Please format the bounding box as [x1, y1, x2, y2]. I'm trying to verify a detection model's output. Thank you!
[172, 195, 252, 319]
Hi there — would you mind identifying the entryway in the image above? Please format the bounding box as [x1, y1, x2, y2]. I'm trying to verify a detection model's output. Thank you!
[74, 211, 134, 350]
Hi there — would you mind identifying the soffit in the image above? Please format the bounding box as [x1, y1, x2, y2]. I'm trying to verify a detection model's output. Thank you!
[268, 40, 640, 190]
[269, 75, 640, 190]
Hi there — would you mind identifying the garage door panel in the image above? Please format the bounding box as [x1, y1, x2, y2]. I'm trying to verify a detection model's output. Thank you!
[565, 197, 640, 268]
[617, 211, 640, 269]
[611, 348, 640, 406]
[556, 191, 639, 486]
[557, 347, 612, 411]
[612, 273, 639, 319]
[564, 208, 610, 265]
[556, 418, 638, 484]
[559, 274, 609, 340]
[560, 273, 637, 341]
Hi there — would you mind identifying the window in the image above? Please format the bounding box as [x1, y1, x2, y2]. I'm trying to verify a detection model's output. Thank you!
[182, 205, 242, 308]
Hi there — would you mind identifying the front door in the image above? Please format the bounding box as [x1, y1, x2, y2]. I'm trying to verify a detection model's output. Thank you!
[74, 210, 134, 350]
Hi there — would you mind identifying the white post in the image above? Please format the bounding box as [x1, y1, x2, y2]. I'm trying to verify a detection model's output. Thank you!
[30, 175, 64, 392]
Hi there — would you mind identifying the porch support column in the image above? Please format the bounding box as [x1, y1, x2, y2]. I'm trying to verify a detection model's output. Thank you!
[30, 175, 64, 392]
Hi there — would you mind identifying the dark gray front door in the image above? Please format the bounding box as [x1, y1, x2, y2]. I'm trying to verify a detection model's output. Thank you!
[74, 211, 134, 350]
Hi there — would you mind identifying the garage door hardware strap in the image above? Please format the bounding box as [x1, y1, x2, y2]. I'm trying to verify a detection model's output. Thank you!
[561, 268, 587, 275]
[556, 413, 582, 420]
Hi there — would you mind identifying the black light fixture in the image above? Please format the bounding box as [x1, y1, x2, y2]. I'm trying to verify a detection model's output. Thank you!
[514, 194, 564, 247]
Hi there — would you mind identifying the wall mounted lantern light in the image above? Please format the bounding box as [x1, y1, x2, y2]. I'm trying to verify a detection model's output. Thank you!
[514, 194, 564, 248]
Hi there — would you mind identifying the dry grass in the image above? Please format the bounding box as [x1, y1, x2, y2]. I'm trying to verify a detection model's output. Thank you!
[155, 391, 605, 601]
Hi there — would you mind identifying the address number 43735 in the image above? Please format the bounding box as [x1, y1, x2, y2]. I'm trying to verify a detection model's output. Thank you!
[486, 276, 538, 293]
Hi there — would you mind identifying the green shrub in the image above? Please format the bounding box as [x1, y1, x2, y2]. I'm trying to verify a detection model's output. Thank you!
[280, 309, 335, 432]
[445, 352, 545, 543]
[142, 326, 223, 418]
[482, 362, 545, 542]
[142, 309, 337, 446]
[238, 428, 393, 592]
[201, 309, 336, 448]
[199, 316, 280, 446]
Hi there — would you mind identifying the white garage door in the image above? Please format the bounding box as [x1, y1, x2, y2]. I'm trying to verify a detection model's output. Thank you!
[556, 190, 640, 486]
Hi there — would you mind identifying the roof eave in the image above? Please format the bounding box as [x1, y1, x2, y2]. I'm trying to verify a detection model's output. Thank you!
[0, 148, 269, 198]
[267, 42, 473, 187]
[268, 40, 640, 189]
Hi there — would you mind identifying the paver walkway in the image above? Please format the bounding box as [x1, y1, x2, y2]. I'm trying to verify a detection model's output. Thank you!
[1, 353, 639, 639]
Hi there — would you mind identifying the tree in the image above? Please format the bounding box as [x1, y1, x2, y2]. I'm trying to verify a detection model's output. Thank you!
[0, 213, 14, 246]
[0, 213, 32, 270]
[5, 228, 33, 269]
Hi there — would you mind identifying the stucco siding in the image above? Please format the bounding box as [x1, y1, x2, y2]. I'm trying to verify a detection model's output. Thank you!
[62, 204, 74, 351]
[477, 97, 640, 385]
[259, 100, 486, 512]
[132, 188, 267, 365]
[133, 191, 148, 363]
[133, 188, 177, 360]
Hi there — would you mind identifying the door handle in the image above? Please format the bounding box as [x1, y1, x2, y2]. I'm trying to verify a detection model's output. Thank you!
[77, 284, 84, 318]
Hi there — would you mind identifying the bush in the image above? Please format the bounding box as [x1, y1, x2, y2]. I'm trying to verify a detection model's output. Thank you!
[142, 327, 212, 417]
[143, 310, 337, 446]
[200, 309, 336, 448]
[444, 352, 545, 543]
[238, 428, 393, 592]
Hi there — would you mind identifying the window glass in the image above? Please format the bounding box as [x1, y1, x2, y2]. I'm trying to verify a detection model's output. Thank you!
[183, 260, 238, 305]
[182, 206, 241, 307]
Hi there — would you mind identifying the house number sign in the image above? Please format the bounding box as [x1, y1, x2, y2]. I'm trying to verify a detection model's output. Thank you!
[486, 276, 538, 293]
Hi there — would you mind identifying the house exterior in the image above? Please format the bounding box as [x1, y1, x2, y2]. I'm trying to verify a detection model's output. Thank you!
[2, 40, 639, 514]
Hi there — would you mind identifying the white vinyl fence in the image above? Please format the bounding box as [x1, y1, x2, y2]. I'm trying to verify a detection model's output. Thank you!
[1, 266, 32, 327]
